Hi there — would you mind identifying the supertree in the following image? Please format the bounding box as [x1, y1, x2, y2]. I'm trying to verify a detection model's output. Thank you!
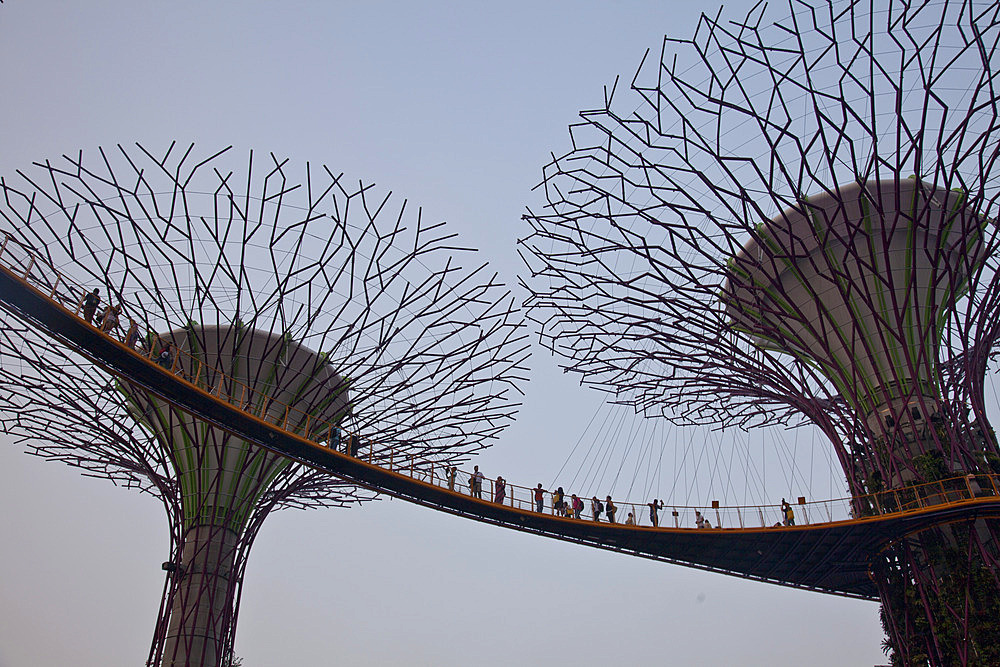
[0, 143, 528, 666]
[521, 0, 1000, 664]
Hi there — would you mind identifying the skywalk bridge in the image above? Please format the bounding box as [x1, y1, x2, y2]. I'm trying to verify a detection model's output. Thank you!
[3, 232, 1000, 601]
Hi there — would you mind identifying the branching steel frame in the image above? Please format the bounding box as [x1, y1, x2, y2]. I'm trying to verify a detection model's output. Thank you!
[521, 1, 1000, 664]
[0, 143, 530, 666]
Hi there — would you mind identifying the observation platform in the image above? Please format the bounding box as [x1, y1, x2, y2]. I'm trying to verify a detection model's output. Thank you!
[3, 233, 1000, 601]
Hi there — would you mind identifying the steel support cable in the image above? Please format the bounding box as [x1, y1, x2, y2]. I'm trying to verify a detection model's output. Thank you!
[589, 401, 634, 494]
[549, 393, 610, 491]
[622, 405, 659, 500]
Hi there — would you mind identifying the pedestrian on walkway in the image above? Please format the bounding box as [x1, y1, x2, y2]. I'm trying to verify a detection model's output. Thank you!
[494, 475, 506, 504]
[605, 496, 617, 523]
[553, 486, 564, 516]
[534, 484, 545, 512]
[781, 498, 795, 526]
[470, 465, 484, 498]
[647, 499, 664, 527]
[157, 343, 174, 369]
[571, 494, 583, 519]
[591, 496, 603, 522]
[81, 288, 100, 324]
[124, 320, 140, 349]
[99, 304, 120, 333]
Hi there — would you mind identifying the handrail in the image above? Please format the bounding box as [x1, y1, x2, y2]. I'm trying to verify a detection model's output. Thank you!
[3, 230, 1000, 533]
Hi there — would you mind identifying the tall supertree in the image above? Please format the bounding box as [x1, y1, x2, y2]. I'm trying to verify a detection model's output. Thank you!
[521, 1, 1000, 664]
[0, 143, 528, 666]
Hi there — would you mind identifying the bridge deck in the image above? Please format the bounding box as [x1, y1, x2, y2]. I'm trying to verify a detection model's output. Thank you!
[3, 242, 1000, 601]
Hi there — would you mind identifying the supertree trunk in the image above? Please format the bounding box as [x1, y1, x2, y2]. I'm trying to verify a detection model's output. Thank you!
[873, 519, 1000, 666]
[159, 524, 242, 667]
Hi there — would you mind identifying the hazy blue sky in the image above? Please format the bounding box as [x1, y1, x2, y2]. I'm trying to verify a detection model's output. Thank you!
[0, 2, 891, 665]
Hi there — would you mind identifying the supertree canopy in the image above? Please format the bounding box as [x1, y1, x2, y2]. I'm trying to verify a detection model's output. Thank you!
[521, 0, 1000, 664]
[0, 143, 528, 666]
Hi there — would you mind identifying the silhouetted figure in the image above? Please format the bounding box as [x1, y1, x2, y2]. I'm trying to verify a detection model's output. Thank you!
[648, 499, 664, 527]
[82, 288, 100, 324]
[605, 496, 616, 523]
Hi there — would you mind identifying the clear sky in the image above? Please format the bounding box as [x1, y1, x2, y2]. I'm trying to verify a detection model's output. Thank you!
[0, 2, 891, 666]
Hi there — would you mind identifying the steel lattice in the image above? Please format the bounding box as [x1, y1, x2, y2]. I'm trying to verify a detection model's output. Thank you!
[520, 1, 1000, 663]
[0, 143, 530, 666]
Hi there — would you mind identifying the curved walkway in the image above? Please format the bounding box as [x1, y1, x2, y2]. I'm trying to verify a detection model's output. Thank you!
[3, 233, 1000, 600]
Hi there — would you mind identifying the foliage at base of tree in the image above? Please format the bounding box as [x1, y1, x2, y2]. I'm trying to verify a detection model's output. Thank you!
[877, 520, 1000, 666]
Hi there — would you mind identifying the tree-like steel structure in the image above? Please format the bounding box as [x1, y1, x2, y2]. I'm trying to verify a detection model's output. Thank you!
[521, 1, 1000, 664]
[0, 143, 528, 666]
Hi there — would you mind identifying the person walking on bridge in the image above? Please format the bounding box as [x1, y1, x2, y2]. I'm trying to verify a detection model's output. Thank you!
[781, 498, 795, 526]
[534, 484, 545, 513]
[156, 343, 174, 370]
[591, 496, 602, 522]
[571, 494, 583, 519]
[648, 499, 664, 527]
[99, 304, 120, 333]
[81, 288, 100, 324]
[470, 465, 484, 498]
[446, 466, 457, 491]
[494, 475, 506, 504]
[124, 320, 140, 349]
[605, 496, 617, 523]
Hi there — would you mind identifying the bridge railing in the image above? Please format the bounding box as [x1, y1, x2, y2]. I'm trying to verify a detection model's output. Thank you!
[3, 231, 1000, 531]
